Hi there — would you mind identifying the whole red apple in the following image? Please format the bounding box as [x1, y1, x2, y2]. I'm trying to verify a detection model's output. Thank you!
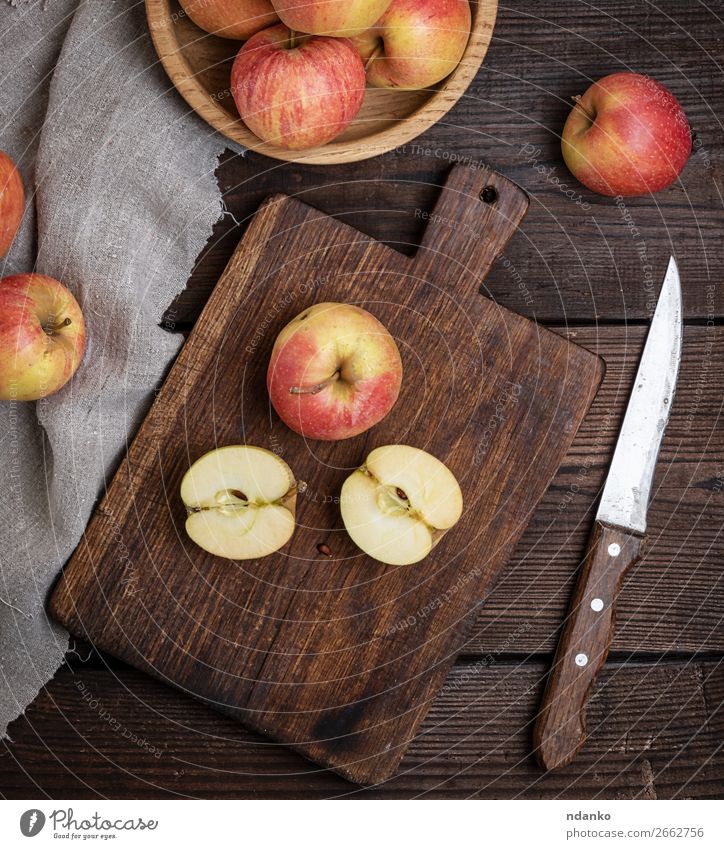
[561, 72, 691, 197]
[358, 0, 471, 90]
[0, 274, 86, 401]
[267, 302, 403, 441]
[231, 24, 366, 149]
[178, 0, 278, 40]
[0, 151, 24, 258]
[272, 0, 393, 37]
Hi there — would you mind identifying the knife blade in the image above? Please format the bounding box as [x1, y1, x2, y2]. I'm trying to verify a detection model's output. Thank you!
[533, 256, 683, 772]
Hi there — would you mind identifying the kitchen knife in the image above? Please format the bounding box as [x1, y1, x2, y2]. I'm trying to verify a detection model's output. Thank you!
[534, 256, 683, 772]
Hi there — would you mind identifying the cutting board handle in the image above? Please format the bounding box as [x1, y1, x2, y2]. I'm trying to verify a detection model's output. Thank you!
[415, 163, 530, 290]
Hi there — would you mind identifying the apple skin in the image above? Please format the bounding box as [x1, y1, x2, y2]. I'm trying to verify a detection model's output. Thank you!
[0, 274, 86, 401]
[0, 151, 24, 258]
[178, 0, 278, 40]
[272, 0, 393, 37]
[358, 0, 471, 90]
[267, 302, 402, 441]
[561, 72, 692, 197]
[231, 24, 366, 149]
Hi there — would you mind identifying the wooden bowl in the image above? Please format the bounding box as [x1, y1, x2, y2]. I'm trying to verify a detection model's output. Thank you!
[146, 0, 498, 164]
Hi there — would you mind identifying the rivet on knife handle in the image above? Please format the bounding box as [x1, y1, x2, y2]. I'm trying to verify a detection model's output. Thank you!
[534, 521, 643, 771]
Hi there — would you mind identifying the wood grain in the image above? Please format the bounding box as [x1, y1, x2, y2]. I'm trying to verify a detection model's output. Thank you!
[2, 658, 721, 799]
[49, 162, 604, 785]
[146, 0, 498, 164]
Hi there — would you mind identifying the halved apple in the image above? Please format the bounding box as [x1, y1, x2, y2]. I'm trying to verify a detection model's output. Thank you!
[181, 445, 297, 560]
[341, 445, 463, 566]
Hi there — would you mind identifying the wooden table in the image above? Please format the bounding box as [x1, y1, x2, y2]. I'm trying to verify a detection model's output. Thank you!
[2, 0, 722, 799]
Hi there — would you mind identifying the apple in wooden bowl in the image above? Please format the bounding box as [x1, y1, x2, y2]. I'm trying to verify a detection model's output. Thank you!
[145, 0, 497, 162]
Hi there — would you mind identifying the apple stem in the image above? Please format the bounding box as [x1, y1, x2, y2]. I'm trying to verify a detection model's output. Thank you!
[288, 371, 340, 396]
[364, 42, 384, 71]
[44, 316, 72, 335]
[571, 94, 596, 123]
[288, 29, 298, 49]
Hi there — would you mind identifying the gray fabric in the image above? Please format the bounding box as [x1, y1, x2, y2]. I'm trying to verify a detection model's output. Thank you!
[0, 0, 226, 736]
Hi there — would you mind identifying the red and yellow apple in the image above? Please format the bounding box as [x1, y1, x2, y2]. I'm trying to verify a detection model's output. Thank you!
[0, 151, 24, 258]
[341, 444, 463, 565]
[231, 24, 366, 149]
[178, 0, 278, 40]
[0, 274, 86, 401]
[561, 72, 691, 197]
[272, 0, 393, 37]
[267, 302, 403, 441]
[357, 0, 471, 90]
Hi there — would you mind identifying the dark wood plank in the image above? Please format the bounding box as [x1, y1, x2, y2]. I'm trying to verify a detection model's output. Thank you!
[49, 162, 605, 785]
[166, 0, 724, 327]
[469, 324, 724, 655]
[2, 659, 721, 798]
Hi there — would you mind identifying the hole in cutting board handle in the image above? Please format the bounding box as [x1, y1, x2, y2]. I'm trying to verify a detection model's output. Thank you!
[479, 185, 498, 204]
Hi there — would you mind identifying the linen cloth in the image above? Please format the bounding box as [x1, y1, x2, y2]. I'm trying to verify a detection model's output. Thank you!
[0, 0, 227, 736]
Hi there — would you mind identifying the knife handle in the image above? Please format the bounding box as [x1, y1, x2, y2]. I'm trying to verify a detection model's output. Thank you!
[534, 520, 644, 771]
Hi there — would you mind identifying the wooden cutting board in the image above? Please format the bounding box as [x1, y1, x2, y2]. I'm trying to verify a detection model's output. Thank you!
[50, 162, 604, 785]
